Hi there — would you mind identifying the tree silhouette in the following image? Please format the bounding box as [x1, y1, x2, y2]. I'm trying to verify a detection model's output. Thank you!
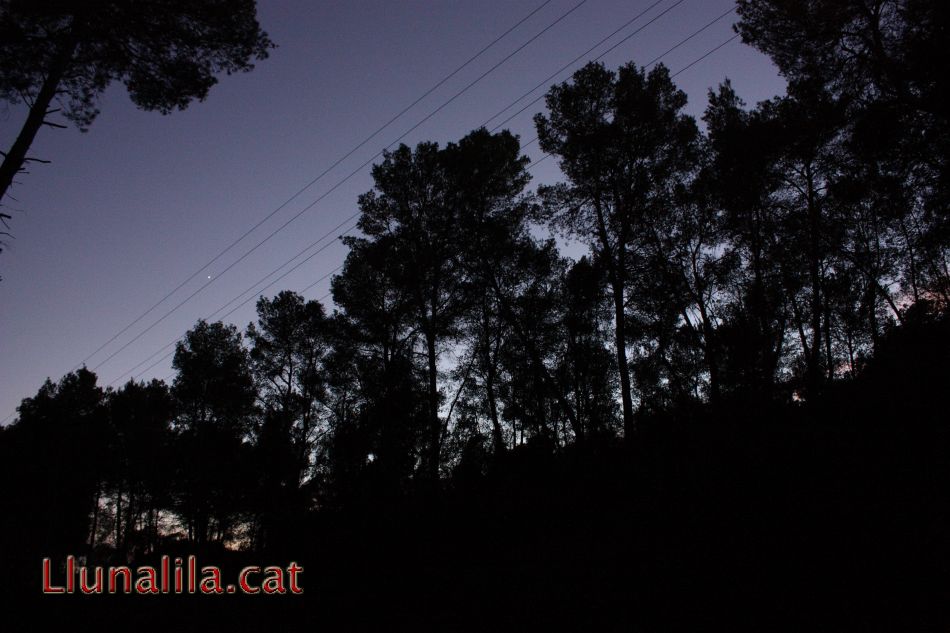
[703, 81, 792, 398]
[735, 0, 950, 306]
[0, 368, 107, 565]
[535, 61, 700, 438]
[246, 291, 328, 548]
[1, 14, 949, 625]
[559, 256, 620, 440]
[326, 237, 428, 500]
[443, 128, 533, 452]
[170, 319, 256, 547]
[349, 141, 470, 479]
[101, 379, 173, 557]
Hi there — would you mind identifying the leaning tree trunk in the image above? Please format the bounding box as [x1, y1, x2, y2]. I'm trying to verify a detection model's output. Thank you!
[0, 41, 76, 204]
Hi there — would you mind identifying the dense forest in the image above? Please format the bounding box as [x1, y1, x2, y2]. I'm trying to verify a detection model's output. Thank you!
[1, 1, 948, 629]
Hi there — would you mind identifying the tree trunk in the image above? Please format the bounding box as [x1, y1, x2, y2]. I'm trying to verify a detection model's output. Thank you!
[611, 277, 635, 441]
[480, 303, 506, 455]
[591, 196, 635, 441]
[750, 213, 770, 392]
[694, 297, 721, 406]
[115, 490, 123, 551]
[124, 489, 135, 556]
[567, 334, 587, 442]
[425, 326, 440, 480]
[805, 165, 823, 396]
[824, 300, 834, 381]
[0, 41, 75, 204]
[485, 345, 505, 455]
[88, 483, 101, 552]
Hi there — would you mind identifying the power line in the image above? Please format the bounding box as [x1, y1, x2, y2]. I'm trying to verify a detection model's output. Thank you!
[488, 3, 734, 134]
[98, 0, 699, 387]
[209, 230, 350, 323]
[102, 0, 737, 390]
[82, 0, 589, 378]
[528, 152, 554, 171]
[92, 212, 352, 372]
[235, 32, 745, 344]
[133, 263, 344, 386]
[100, 0, 683, 386]
[70, 0, 556, 372]
[109, 235, 351, 387]
[670, 33, 739, 77]
[84, 0, 590, 378]
[122, 25, 742, 392]
[486, 0, 685, 133]
[646, 7, 736, 69]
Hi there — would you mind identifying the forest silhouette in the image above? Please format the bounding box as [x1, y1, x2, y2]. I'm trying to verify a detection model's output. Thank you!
[1, 1, 949, 630]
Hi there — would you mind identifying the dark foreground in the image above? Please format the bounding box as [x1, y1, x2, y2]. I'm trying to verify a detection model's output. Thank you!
[2, 311, 948, 632]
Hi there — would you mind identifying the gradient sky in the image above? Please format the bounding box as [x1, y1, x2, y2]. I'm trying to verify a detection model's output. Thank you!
[0, 0, 786, 423]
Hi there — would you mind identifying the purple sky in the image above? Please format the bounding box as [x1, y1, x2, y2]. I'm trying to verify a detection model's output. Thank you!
[0, 0, 785, 423]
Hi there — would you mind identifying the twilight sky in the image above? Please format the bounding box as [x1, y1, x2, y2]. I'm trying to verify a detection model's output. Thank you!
[0, 0, 785, 423]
